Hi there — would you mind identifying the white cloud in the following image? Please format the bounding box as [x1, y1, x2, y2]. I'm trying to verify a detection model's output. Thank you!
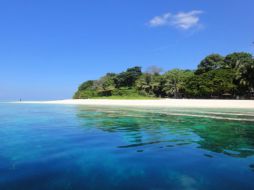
[148, 10, 203, 30]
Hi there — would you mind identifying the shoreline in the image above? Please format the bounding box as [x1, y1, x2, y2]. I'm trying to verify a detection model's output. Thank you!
[13, 99, 254, 109]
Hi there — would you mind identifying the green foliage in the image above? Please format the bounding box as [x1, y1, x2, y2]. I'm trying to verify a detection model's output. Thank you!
[195, 54, 224, 75]
[186, 69, 236, 98]
[111, 88, 141, 97]
[78, 80, 94, 91]
[74, 52, 254, 99]
[163, 69, 194, 98]
[115, 66, 142, 87]
[224, 52, 253, 69]
[223, 52, 254, 97]
[136, 73, 165, 97]
[73, 90, 98, 99]
[93, 73, 117, 96]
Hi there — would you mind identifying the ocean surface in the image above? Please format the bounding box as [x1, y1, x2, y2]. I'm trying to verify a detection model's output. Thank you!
[0, 103, 254, 190]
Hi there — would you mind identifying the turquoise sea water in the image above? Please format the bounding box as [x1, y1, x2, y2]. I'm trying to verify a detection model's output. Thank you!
[0, 103, 254, 190]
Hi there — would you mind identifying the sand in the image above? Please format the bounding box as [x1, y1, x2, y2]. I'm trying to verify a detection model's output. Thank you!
[15, 99, 254, 109]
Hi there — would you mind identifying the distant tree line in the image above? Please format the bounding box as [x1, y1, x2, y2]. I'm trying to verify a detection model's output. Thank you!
[73, 52, 254, 99]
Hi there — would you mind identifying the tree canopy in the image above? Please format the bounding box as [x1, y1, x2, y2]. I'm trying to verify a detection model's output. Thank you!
[74, 52, 254, 99]
[195, 54, 224, 75]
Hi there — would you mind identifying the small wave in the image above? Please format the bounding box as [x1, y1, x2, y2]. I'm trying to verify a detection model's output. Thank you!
[131, 108, 254, 121]
[118, 139, 192, 148]
[162, 112, 254, 122]
[178, 111, 254, 117]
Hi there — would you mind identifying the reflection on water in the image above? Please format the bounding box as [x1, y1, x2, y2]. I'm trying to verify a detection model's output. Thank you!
[76, 106, 254, 158]
[0, 104, 254, 190]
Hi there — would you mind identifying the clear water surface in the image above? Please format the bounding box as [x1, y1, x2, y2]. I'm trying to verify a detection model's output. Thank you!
[0, 103, 254, 190]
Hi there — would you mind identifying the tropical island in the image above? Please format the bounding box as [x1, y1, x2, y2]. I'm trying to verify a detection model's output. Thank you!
[74, 52, 254, 100]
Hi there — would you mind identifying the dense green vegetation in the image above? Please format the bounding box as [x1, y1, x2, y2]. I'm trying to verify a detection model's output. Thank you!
[74, 52, 254, 99]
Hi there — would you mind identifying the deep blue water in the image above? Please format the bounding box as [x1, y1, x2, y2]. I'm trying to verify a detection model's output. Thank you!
[0, 103, 254, 190]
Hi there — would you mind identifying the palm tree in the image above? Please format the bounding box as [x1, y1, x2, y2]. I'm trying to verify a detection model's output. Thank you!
[163, 69, 193, 98]
[136, 74, 153, 95]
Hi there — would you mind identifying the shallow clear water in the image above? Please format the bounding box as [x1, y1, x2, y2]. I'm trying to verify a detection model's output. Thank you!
[0, 103, 254, 190]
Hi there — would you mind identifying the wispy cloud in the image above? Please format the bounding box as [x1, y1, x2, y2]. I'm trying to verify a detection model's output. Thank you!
[148, 10, 203, 30]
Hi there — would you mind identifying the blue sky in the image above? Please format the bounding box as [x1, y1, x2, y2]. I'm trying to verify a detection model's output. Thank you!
[0, 0, 253, 100]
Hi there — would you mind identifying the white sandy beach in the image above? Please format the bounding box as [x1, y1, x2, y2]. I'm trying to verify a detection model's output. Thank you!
[16, 99, 254, 109]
